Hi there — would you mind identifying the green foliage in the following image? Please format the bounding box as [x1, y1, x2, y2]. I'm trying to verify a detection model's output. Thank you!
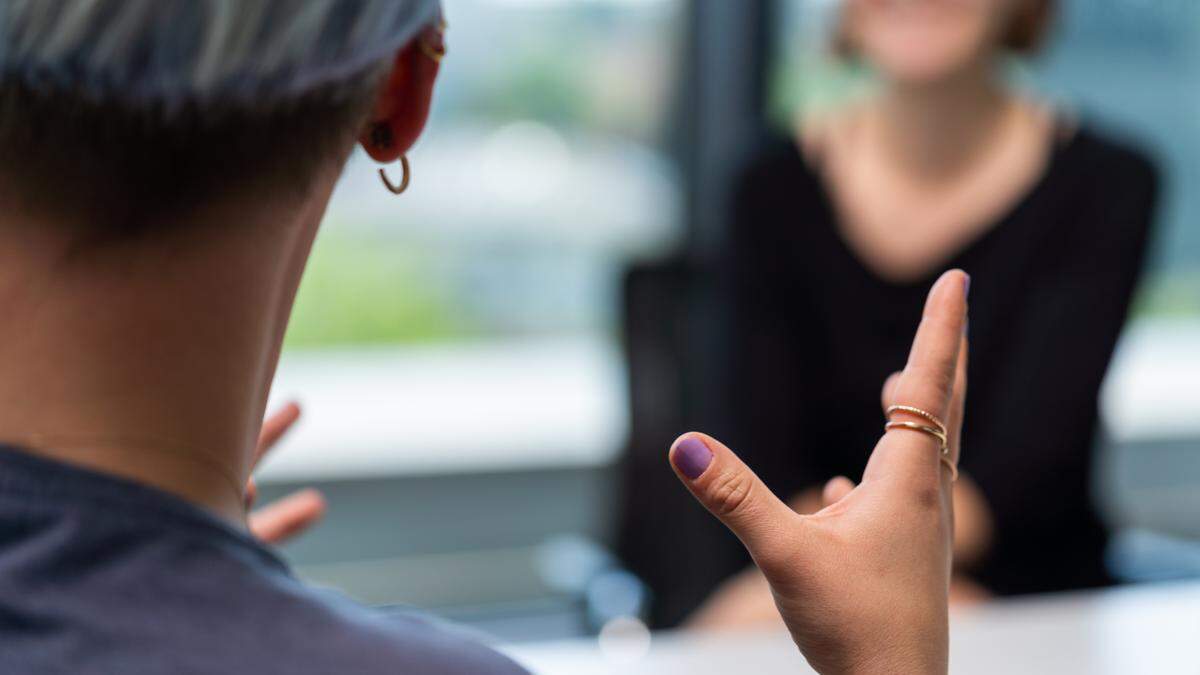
[458, 46, 588, 129]
[284, 232, 469, 348]
[769, 55, 876, 129]
[1133, 272, 1200, 318]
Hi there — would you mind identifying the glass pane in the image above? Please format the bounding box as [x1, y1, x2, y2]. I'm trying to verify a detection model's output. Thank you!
[287, 0, 684, 349]
[1031, 0, 1199, 316]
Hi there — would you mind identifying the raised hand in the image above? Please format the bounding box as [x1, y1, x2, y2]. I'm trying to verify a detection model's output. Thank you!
[670, 269, 969, 674]
[246, 402, 327, 545]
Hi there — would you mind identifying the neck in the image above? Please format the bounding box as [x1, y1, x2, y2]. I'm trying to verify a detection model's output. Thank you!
[871, 63, 1012, 180]
[0, 188, 327, 526]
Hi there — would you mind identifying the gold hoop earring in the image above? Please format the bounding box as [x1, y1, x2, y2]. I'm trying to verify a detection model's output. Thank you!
[419, 19, 448, 63]
[379, 155, 410, 195]
[419, 39, 446, 63]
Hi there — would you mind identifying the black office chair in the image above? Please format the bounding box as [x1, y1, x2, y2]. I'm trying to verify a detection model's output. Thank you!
[612, 256, 748, 628]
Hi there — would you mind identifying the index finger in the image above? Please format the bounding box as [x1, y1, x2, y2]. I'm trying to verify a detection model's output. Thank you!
[864, 270, 969, 487]
[254, 402, 302, 465]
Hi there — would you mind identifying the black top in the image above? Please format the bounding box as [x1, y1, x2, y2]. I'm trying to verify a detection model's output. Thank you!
[0, 446, 527, 675]
[728, 126, 1158, 596]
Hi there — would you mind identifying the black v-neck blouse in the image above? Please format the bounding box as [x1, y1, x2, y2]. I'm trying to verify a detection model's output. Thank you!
[726, 125, 1159, 597]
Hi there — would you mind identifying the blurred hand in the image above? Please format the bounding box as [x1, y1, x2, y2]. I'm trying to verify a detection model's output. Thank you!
[670, 269, 969, 674]
[245, 402, 327, 545]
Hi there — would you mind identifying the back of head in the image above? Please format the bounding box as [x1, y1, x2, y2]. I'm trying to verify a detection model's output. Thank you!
[0, 0, 441, 230]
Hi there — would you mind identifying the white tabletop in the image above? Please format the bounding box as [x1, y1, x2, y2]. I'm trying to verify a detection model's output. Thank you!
[501, 582, 1200, 674]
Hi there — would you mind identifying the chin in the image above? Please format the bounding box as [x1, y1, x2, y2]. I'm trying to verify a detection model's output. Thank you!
[872, 52, 988, 87]
[860, 35, 991, 87]
[849, 0, 998, 86]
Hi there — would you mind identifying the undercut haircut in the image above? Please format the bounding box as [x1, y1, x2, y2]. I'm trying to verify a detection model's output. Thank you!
[0, 69, 382, 232]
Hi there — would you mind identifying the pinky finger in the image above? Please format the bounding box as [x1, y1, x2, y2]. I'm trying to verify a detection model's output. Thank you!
[249, 489, 327, 545]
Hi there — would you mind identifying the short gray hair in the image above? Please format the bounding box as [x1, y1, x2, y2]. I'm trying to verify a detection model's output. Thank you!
[0, 0, 442, 113]
[0, 0, 443, 228]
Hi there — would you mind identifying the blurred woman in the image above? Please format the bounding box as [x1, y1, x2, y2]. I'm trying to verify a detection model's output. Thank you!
[682, 0, 1159, 627]
[0, 0, 968, 671]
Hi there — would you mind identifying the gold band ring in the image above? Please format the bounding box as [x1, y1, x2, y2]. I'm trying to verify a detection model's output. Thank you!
[884, 405, 957, 481]
[884, 420, 948, 453]
[886, 405, 947, 437]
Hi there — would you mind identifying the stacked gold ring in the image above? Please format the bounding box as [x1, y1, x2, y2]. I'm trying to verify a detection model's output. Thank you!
[884, 405, 957, 481]
[884, 420, 947, 451]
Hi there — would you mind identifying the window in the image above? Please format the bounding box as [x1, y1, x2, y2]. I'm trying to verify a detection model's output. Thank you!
[264, 0, 685, 481]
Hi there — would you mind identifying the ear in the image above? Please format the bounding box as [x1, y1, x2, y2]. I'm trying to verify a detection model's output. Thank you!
[359, 23, 443, 162]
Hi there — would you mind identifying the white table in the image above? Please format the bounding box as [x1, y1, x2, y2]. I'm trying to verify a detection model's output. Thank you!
[501, 582, 1200, 674]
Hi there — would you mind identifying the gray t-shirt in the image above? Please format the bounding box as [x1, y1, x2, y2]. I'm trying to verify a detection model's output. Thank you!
[0, 446, 528, 674]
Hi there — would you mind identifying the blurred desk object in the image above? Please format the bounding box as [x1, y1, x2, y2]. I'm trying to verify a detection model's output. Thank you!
[503, 582, 1200, 674]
